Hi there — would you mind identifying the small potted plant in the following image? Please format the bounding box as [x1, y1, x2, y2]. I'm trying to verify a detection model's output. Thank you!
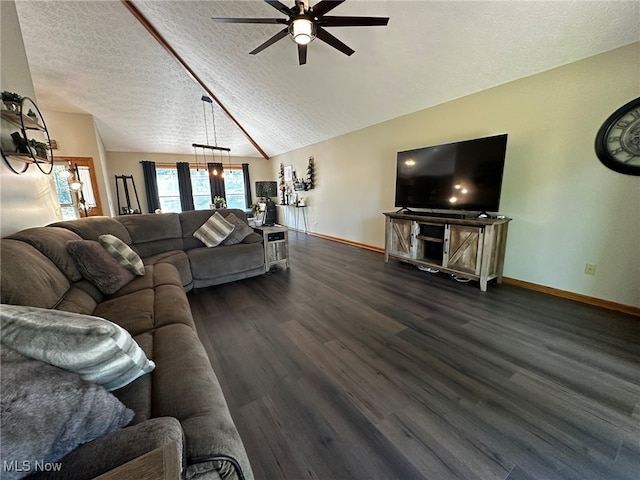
[212, 196, 227, 209]
[250, 203, 262, 216]
[28, 139, 49, 159]
[2, 91, 22, 111]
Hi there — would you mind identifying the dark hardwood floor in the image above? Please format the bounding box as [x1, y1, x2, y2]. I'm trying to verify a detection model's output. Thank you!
[188, 232, 640, 480]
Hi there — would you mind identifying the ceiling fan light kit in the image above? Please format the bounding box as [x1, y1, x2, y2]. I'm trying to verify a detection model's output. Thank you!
[290, 18, 315, 45]
[211, 0, 389, 65]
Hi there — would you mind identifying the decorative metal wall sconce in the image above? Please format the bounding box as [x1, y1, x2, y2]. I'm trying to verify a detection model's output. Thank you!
[1, 92, 53, 174]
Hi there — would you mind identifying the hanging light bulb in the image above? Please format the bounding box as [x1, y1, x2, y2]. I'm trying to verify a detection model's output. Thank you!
[58, 168, 73, 179]
[69, 180, 83, 192]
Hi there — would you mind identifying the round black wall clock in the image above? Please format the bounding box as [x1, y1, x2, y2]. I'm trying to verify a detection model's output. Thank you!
[595, 97, 640, 176]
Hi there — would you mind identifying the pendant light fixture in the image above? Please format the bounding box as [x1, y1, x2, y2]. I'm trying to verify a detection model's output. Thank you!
[192, 95, 230, 174]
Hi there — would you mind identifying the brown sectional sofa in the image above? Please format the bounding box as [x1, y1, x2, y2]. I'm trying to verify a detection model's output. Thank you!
[51, 209, 266, 291]
[0, 209, 263, 480]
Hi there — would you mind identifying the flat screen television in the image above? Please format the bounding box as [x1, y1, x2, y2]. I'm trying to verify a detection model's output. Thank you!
[395, 134, 508, 213]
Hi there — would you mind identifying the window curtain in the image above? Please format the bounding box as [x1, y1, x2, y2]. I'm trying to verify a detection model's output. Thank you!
[207, 162, 225, 200]
[242, 163, 252, 208]
[140, 161, 160, 213]
[176, 162, 195, 211]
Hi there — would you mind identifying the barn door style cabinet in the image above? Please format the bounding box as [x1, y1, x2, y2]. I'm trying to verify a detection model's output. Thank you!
[383, 212, 511, 291]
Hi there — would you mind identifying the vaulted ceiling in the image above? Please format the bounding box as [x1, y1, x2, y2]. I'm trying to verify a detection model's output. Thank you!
[14, 0, 640, 159]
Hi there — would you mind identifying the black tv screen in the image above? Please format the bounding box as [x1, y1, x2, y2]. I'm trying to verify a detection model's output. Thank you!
[394, 134, 507, 212]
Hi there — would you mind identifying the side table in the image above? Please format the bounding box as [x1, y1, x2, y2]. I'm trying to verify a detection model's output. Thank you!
[254, 225, 289, 271]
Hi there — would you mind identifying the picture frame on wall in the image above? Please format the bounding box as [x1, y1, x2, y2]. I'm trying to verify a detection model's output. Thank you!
[284, 165, 293, 182]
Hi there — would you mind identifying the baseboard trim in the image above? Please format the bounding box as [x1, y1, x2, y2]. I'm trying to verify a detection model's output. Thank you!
[302, 230, 386, 253]
[502, 277, 640, 316]
[296, 229, 639, 316]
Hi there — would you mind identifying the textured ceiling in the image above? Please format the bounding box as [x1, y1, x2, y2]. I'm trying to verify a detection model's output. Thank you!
[14, 0, 640, 159]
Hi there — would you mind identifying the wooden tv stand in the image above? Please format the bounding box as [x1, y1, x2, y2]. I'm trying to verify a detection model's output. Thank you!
[383, 212, 511, 291]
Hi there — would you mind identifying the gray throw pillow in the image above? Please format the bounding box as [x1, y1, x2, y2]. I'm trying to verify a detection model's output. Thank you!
[0, 348, 134, 480]
[222, 213, 255, 245]
[67, 240, 135, 294]
[98, 234, 145, 276]
[193, 211, 235, 247]
[0, 304, 155, 391]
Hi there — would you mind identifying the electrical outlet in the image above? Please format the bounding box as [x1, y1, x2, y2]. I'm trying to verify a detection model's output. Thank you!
[584, 263, 597, 276]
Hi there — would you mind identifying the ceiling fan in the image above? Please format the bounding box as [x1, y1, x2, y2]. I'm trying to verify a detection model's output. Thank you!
[211, 0, 389, 65]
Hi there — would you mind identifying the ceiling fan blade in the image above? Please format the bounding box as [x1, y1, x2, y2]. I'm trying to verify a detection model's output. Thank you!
[298, 43, 307, 65]
[211, 17, 288, 24]
[315, 26, 354, 56]
[250, 27, 290, 55]
[311, 0, 345, 16]
[319, 16, 389, 27]
[264, 0, 294, 16]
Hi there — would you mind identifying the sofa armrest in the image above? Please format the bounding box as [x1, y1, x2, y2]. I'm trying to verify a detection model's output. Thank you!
[94, 443, 181, 480]
[243, 232, 263, 244]
[28, 418, 184, 480]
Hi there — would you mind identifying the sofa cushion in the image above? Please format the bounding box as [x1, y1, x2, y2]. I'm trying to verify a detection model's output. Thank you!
[93, 264, 195, 335]
[143, 250, 193, 290]
[0, 347, 133, 479]
[99, 234, 145, 275]
[55, 281, 102, 316]
[113, 332, 154, 425]
[0, 239, 71, 309]
[67, 240, 135, 295]
[8, 226, 84, 282]
[117, 213, 184, 258]
[222, 213, 255, 245]
[150, 324, 252, 480]
[0, 305, 155, 391]
[193, 212, 235, 247]
[181, 209, 247, 250]
[50, 216, 132, 244]
[188, 243, 265, 281]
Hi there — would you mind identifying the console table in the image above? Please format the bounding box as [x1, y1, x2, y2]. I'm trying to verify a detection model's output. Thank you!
[383, 212, 511, 291]
[277, 205, 308, 233]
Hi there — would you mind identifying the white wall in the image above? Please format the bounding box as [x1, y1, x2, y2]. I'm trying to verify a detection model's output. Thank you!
[42, 110, 114, 215]
[1, 0, 60, 236]
[105, 151, 272, 214]
[271, 43, 640, 308]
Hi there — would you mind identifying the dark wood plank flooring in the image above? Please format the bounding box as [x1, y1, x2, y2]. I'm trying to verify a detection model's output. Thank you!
[188, 233, 640, 480]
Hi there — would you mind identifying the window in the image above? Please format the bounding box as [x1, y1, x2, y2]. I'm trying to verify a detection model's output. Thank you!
[156, 167, 181, 213]
[156, 165, 247, 212]
[223, 168, 246, 209]
[190, 168, 211, 210]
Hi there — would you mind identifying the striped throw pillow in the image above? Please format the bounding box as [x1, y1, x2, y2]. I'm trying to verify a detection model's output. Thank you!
[0, 305, 155, 391]
[99, 234, 145, 276]
[193, 211, 235, 247]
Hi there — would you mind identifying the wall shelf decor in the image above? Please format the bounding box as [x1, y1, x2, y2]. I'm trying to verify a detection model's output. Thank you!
[1, 95, 53, 175]
[305, 156, 314, 190]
